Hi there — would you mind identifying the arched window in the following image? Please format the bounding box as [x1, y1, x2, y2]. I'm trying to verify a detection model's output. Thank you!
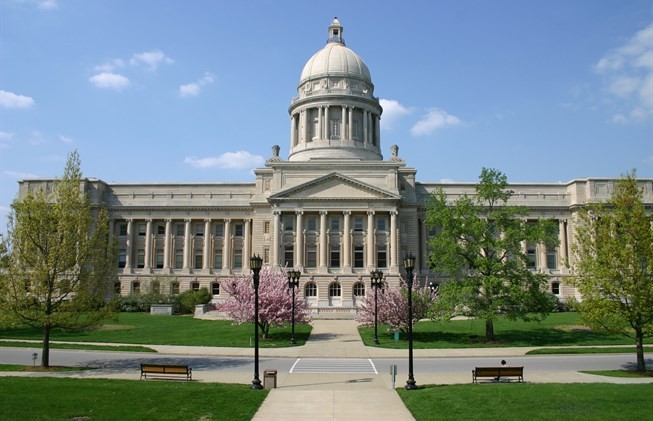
[329, 282, 341, 297]
[132, 281, 140, 295]
[304, 282, 317, 297]
[211, 282, 220, 295]
[353, 282, 365, 297]
[191, 282, 200, 291]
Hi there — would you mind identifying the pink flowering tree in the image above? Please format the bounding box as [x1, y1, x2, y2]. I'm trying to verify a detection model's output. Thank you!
[218, 266, 311, 339]
[356, 278, 437, 335]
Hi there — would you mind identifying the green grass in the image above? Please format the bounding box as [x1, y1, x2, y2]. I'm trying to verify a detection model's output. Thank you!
[398, 383, 653, 420]
[580, 370, 653, 378]
[0, 340, 156, 352]
[0, 377, 267, 420]
[0, 364, 27, 372]
[527, 346, 653, 355]
[0, 364, 91, 372]
[360, 312, 653, 348]
[0, 313, 312, 348]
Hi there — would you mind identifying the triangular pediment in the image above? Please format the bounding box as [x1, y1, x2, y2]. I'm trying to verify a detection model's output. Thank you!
[269, 173, 400, 202]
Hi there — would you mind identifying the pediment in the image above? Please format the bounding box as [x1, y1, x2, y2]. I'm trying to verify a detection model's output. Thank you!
[269, 173, 400, 202]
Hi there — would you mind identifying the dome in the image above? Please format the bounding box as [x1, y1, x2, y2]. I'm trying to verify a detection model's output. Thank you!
[299, 18, 371, 84]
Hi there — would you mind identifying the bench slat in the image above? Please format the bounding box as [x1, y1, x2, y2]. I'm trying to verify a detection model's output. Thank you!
[472, 366, 523, 384]
[140, 363, 192, 381]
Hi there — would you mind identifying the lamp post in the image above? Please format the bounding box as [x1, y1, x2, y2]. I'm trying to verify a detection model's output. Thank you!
[287, 269, 301, 345]
[403, 254, 417, 390]
[370, 269, 384, 345]
[250, 254, 263, 390]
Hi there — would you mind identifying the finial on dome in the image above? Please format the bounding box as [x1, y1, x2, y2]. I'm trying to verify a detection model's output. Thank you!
[328, 17, 345, 45]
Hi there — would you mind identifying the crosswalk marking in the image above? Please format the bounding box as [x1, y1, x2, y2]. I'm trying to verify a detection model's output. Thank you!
[290, 358, 378, 374]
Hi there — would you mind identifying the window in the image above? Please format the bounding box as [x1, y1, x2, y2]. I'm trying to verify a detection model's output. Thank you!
[329, 282, 341, 297]
[551, 282, 560, 295]
[264, 221, 270, 234]
[264, 248, 270, 264]
[171, 282, 180, 295]
[155, 249, 164, 269]
[284, 216, 294, 232]
[330, 217, 340, 231]
[547, 250, 557, 269]
[284, 247, 294, 268]
[194, 252, 203, 269]
[235, 224, 243, 237]
[136, 250, 145, 269]
[354, 246, 364, 268]
[195, 224, 204, 237]
[527, 246, 537, 269]
[306, 247, 317, 268]
[215, 223, 224, 237]
[330, 244, 340, 267]
[118, 223, 127, 236]
[118, 250, 126, 268]
[305, 282, 317, 297]
[307, 216, 317, 231]
[214, 250, 223, 269]
[132, 282, 140, 295]
[352, 119, 360, 140]
[330, 119, 340, 139]
[191, 282, 200, 291]
[376, 218, 387, 231]
[138, 223, 146, 236]
[354, 217, 364, 232]
[157, 224, 165, 235]
[176, 223, 185, 237]
[234, 249, 243, 269]
[211, 282, 220, 295]
[150, 281, 160, 294]
[175, 250, 183, 269]
[353, 282, 365, 297]
[377, 244, 387, 268]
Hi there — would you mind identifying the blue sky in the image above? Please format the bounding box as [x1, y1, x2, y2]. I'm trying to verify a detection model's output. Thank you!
[1, 0, 652, 233]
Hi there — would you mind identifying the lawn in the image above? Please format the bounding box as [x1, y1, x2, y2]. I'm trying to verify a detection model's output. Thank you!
[360, 312, 653, 348]
[0, 377, 267, 421]
[397, 383, 653, 420]
[0, 313, 312, 348]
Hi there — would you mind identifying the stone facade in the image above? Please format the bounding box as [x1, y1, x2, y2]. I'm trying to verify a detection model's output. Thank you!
[17, 19, 653, 316]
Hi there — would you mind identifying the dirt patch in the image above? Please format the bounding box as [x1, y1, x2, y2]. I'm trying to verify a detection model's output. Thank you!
[556, 325, 592, 332]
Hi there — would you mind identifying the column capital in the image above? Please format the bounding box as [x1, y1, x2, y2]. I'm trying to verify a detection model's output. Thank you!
[184, 218, 192, 223]
[343, 210, 351, 216]
[295, 210, 304, 216]
[367, 210, 375, 216]
[320, 210, 329, 216]
[204, 218, 212, 223]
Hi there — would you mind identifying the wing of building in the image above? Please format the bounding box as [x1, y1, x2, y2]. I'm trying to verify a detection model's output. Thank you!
[18, 18, 653, 318]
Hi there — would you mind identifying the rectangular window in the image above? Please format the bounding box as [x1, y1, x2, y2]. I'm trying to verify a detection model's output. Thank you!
[307, 216, 317, 231]
[264, 221, 270, 234]
[195, 224, 204, 237]
[547, 250, 557, 269]
[552, 282, 560, 295]
[136, 250, 145, 268]
[330, 217, 340, 231]
[377, 244, 387, 268]
[284, 247, 294, 267]
[118, 223, 127, 236]
[157, 224, 165, 235]
[234, 249, 243, 269]
[235, 224, 243, 237]
[352, 120, 360, 140]
[138, 224, 146, 236]
[215, 223, 224, 237]
[175, 250, 183, 269]
[176, 224, 185, 237]
[264, 248, 270, 264]
[213, 249, 223, 269]
[284, 216, 294, 232]
[330, 119, 340, 139]
[194, 252, 203, 269]
[155, 249, 164, 269]
[211, 283, 220, 295]
[306, 247, 317, 268]
[527, 246, 537, 269]
[376, 218, 387, 231]
[330, 244, 340, 267]
[118, 250, 126, 268]
[354, 246, 364, 268]
[171, 282, 180, 295]
[354, 217, 364, 232]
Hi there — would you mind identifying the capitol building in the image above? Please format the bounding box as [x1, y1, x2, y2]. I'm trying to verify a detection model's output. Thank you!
[19, 19, 653, 316]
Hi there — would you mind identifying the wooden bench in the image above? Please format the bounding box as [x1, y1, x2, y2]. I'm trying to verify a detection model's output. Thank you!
[472, 366, 523, 384]
[140, 363, 192, 381]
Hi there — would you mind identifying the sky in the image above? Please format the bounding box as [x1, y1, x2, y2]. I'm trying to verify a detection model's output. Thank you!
[1, 0, 652, 233]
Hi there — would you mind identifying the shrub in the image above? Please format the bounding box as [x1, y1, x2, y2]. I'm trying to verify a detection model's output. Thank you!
[178, 288, 212, 314]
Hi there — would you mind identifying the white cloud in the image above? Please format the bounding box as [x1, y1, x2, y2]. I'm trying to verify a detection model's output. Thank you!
[37, 0, 57, 10]
[184, 151, 265, 169]
[89, 72, 130, 90]
[58, 134, 73, 144]
[410, 108, 462, 136]
[4, 170, 38, 179]
[379, 99, 411, 129]
[94, 58, 125, 73]
[179, 72, 215, 98]
[594, 22, 653, 124]
[130, 50, 174, 70]
[0, 90, 35, 109]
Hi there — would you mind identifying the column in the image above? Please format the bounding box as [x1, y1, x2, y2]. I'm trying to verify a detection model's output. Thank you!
[343, 211, 351, 269]
[125, 219, 133, 271]
[317, 107, 322, 140]
[302, 110, 309, 142]
[290, 115, 297, 147]
[390, 211, 398, 270]
[341, 106, 347, 140]
[183, 219, 191, 271]
[319, 211, 328, 271]
[367, 211, 375, 269]
[243, 219, 251, 271]
[203, 219, 211, 270]
[348, 107, 353, 139]
[108, 219, 115, 241]
[374, 115, 380, 146]
[324, 106, 330, 140]
[295, 211, 304, 269]
[163, 219, 172, 271]
[144, 219, 152, 271]
[363, 110, 369, 144]
[559, 219, 568, 265]
[223, 219, 231, 270]
[272, 212, 280, 268]
[539, 242, 547, 271]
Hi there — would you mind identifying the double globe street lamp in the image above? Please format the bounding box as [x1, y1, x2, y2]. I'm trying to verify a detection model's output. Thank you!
[287, 269, 301, 345]
[250, 255, 263, 390]
[370, 269, 384, 345]
[403, 254, 417, 390]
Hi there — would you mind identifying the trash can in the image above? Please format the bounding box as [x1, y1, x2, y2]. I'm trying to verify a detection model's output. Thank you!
[263, 369, 277, 389]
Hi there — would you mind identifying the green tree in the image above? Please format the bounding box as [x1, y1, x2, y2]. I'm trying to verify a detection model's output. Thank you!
[0, 151, 117, 367]
[426, 168, 558, 341]
[570, 171, 653, 372]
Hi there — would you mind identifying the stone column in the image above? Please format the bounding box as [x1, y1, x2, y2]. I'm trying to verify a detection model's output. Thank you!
[203, 219, 211, 270]
[342, 211, 351, 270]
[243, 219, 251, 271]
[125, 219, 133, 271]
[559, 219, 568, 265]
[108, 219, 115, 241]
[302, 110, 308, 143]
[341, 106, 346, 140]
[374, 115, 380, 146]
[163, 219, 172, 271]
[272, 211, 280, 268]
[348, 107, 353, 140]
[290, 115, 297, 147]
[223, 219, 231, 271]
[317, 107, 322, 141]
[324, 106, 330, 140]
[144, 219, 152, 271]
[295, 211, 304, 269]
[367, 211, 375, 269]
[183, 219, 192, 271]
[363, 110, 369, 144]
[390, 211, 398, 270]
[319, 211, 328, 271]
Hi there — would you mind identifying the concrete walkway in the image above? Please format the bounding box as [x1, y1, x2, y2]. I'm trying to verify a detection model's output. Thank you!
[252, 320, 415, 420]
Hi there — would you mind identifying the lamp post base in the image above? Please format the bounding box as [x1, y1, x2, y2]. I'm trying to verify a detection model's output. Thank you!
[404, 379, 417, 390]
[251, 379, 263, 390]
[373, 338, 379, 345]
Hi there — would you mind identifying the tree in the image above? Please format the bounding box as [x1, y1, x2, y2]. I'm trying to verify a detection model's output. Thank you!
[218, 266, 311, 338]
[570, 171, 653, 372]
[426, 168, 558, 341]
[0, 151, 117, 367]
[355, 279, 436, 335]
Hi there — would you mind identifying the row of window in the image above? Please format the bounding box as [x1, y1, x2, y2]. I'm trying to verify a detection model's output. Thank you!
[283, 244, 387, 268]
[282, 215, 387, 232]
[115, 221, 244, 238]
